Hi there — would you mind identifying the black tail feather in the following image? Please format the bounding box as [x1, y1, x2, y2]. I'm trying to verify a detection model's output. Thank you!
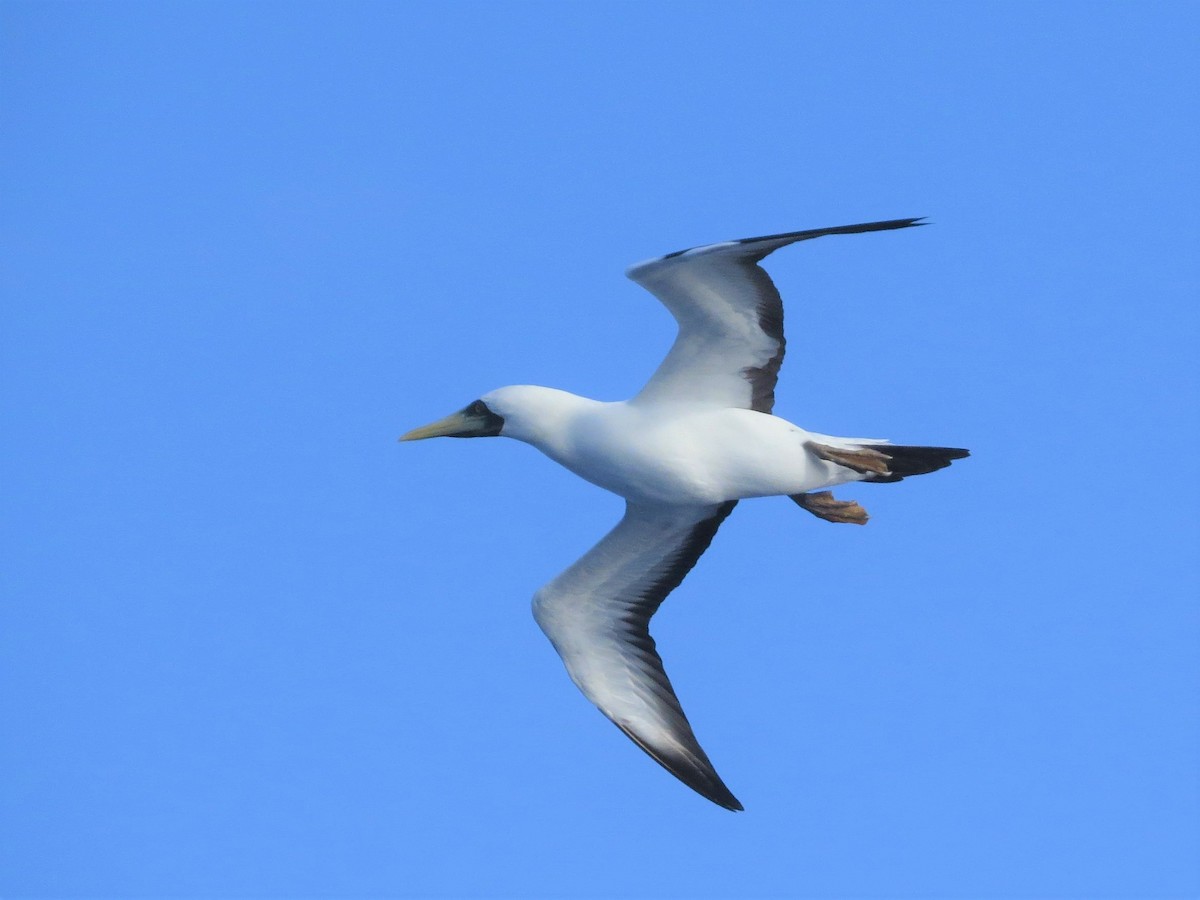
[865, 445, 970, 483]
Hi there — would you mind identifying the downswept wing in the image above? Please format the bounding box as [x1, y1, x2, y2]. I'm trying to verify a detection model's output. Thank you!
[626, 217, 924, 413]
[532, 500, 741, 810]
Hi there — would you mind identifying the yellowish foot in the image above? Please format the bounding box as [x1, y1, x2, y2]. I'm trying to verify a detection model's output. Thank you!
[805, 441, 892, 476]
[791, 490, 870, 525]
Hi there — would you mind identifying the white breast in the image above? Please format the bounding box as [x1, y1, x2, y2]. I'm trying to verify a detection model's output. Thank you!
[544, 403, 828, 505]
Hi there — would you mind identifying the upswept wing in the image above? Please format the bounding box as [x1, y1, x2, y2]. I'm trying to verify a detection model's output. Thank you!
[626, 218, 924, 413]
[532, 500, 741, 810]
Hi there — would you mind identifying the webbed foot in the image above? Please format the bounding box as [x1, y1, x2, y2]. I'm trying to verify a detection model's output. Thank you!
[790, 490, 870, 525]
[805, 441, 892, 476]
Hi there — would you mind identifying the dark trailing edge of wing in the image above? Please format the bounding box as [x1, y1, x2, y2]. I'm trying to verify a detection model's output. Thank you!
[617, 500, 743, 811]
[618, 499, 737, 676]
[742, 279, 786, 413]
[657, 217, 923, 414]
[636, 500, 738, 622]
[736, 220, 924, 413]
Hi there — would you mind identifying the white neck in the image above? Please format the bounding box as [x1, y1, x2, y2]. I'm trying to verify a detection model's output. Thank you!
[483, 385, 600, 455]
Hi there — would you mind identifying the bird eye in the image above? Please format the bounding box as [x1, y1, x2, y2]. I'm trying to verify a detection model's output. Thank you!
[466, 400, 488, 416]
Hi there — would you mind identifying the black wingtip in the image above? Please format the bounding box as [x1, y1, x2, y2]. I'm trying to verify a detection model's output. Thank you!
[840, 216, 926, 232]
[721, 793, 746, 812]
[691, 766, 743, 812]
[733, 216, 929, 250]
[613, 720, 744, 811]
[650, 217, 929, 264]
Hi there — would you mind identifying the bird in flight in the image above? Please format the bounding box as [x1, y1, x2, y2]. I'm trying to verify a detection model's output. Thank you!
[401, 218, 968, 811]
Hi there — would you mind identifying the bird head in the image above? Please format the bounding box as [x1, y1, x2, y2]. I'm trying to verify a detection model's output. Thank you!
[399, 385, 583, 446]
[398, 398, 505, 442]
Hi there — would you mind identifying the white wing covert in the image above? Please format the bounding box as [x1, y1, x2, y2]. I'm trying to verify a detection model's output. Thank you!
[626, 218, 923, 413]
[532, 500, 741, 810]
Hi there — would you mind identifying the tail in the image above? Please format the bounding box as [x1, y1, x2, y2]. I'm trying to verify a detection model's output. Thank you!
[795, 442, 969, 526]
[863, 444, 970, 483]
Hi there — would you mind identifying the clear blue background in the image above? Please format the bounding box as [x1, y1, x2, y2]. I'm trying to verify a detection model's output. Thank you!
[3, 2, 1197, 897]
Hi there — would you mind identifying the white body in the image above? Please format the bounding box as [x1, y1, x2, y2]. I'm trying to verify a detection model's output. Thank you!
[490, 387, 871, 506]
[404, 219, 958, 810]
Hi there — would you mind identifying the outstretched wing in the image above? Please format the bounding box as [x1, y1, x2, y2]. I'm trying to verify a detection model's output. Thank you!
[532, 500, 741, 810]
[626, 217, 924, 413]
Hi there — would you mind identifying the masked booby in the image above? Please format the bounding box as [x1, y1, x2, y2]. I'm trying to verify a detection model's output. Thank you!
[401, 218, 968, 811]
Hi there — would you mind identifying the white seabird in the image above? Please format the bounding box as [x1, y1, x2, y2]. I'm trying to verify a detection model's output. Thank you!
[401, 218, 968, 811]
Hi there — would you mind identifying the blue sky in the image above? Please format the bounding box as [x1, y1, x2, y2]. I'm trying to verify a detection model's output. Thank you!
[2, 2, 1197, 897]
